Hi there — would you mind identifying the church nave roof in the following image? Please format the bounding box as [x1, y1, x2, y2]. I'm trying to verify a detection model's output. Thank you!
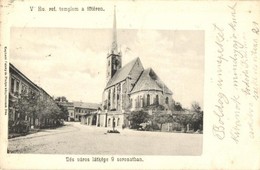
[130, 68, 173, 95]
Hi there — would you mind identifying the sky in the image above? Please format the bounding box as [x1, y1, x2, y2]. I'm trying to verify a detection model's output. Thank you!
[10, 27, 204, 109]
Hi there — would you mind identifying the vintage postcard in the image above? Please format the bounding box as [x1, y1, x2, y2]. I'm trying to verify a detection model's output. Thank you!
[0, 0, 259, 169]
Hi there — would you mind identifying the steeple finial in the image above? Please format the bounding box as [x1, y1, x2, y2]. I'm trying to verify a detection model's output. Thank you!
[111, 5, 118, 54]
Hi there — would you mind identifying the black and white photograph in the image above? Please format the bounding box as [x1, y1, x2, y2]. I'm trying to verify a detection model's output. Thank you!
[7, 6, 204, 155]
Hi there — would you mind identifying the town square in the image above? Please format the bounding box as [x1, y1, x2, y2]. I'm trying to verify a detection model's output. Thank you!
[8, 122, 202, 155]
[7, 6, 204, 155]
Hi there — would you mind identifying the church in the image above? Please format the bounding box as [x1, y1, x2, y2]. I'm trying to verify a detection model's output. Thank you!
[96, 7, 174, 128]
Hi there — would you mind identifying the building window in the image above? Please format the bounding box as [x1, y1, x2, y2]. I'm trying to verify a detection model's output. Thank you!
[165, 97, 169, 104]
[155, 95, 159, 105]
[21, 83, 28, 94]
[108, 60, 110, 66]
[11, 78, 15, 93]
[147, 94, 150, 106]
[16, 80, 20, 93]
[117, 118, 120, 126]
[112, 87, 115, 105]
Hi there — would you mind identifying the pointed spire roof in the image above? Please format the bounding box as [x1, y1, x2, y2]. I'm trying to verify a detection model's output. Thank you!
[111, 6, 118, 54]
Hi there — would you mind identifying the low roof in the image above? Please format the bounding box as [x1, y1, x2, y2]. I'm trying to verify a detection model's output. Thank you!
[73, 101, 100, 109]
[131, 68, 173, 95]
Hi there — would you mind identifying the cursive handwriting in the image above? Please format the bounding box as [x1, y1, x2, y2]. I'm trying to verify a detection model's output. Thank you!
[213, 92, 229, 140]
[247, 103, 254, 139]
[213, 24, 228, 90]
[251, 22, 259, 101]
[230, 95, 241, 144]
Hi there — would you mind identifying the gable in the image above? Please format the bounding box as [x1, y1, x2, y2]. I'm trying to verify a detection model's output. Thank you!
[130, 68, 173, 95]
[105, 57, 144, 89]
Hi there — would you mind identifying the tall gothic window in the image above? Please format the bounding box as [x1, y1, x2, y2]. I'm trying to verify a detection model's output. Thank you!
[108, 89, 111, 109]
[166, 97, 169, 104]
[112, 88, 115, 105]
[117, 118, 120, 126]
[147, 94, 150, 106]
[155, 95, 159, 105]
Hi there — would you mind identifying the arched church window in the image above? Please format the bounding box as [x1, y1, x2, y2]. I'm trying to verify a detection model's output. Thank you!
[147, 94, 150, 106]
[156, 95, 159, 105]
[117, 118, 120, 126]
[166, 97, 169, 104]
[112, 88, 115, 102]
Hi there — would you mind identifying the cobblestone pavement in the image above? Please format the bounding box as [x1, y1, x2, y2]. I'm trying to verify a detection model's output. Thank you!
[8, 122, 202, 155]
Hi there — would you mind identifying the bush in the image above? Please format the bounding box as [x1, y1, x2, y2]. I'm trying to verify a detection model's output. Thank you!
[127, 110, 150, 129]
[10, 120, 30, 133]
[145, 123, 160, 131]
[8, 120, 15, 133]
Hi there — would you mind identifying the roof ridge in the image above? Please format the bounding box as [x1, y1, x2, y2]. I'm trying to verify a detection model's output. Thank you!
[105, 57, 141, 89]
[130, 69, 144, 92]
[128, 57, 141, 76]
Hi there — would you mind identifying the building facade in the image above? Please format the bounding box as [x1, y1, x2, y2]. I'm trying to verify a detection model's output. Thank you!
[97, 8, 174, 129]
[9, 63, 61, 130]
[73, 101, 100, 124]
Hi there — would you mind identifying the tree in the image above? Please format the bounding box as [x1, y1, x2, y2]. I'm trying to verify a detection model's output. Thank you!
[54, 96, 68, 102]
[171, 102, 183, 111]
[58, 104, 69, 120]
[127, 110, 150, 129]
[190, 102, 203, 131]
[174, 113, 192, 133]
[154, 113, 173, 131]
[55, 96, 69, 121]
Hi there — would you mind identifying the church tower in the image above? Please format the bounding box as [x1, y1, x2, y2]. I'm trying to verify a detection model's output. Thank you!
[106, 6, 122, 83]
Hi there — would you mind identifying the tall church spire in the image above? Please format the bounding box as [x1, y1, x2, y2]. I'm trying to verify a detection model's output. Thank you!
[106, 5, 122, 84]
[111, 5, 118, 54]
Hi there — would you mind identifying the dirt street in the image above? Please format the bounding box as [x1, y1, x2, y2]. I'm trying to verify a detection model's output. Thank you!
[8, 122, 202, 155]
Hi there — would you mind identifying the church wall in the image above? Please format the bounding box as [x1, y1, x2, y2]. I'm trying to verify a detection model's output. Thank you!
[99, 114, 106, 127]
[130, 90, 174, 111]
[103, 80, 129, 112]
[98, 112, 126, 128]
[121, 81, 131, 111]
[106, 114, 124, 128]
